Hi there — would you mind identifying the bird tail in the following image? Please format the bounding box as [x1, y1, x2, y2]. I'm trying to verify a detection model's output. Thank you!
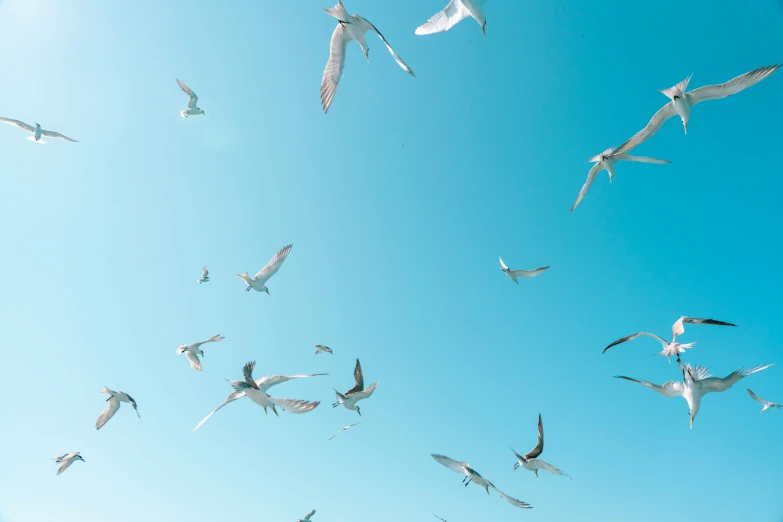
[100, 386, 111, 395]
[323, 0, 351, 23]
[26, 136, 45, 144]
[180, 110, 189, 118]
[660, 74, 693, 100]
[236, 272, 250, 283]
[176, 345, 187, 355]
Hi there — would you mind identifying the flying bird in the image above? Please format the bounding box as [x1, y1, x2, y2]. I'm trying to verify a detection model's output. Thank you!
[431, 454, 532, 509]
[329, 422, 360, 440]
[225, 361, 321, 417]
[0, 117, 78, 143]
[333, 358, 378, 416]
[416, 0, 489, 36]
[615, 360, 773, 428]
[315, 344, 333, 355]
[237, 244, 293, 294]
[297, 510, 316, 522]
[570, 147, 671, 211]
[176, 79, 205, 118]
[747, 389, 782, 413]
[510, 414, 570, 479]
[499, 257, 548, 285]
[52, 452, 85, 476]
[613, 64, 780, 151]
[95, 387, 140, 430]
[197, 267, 210, 284]
[320, 0, 414, 114]
[176, 334, 225, 371]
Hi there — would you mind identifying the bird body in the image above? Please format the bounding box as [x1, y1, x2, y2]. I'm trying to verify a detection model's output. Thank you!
[176, 334, 225, 371]
[176, 79, 204, 118]
[498, 257, 548, 285]
[226, 361, 321, 417]
[0, 116, 78, 143]
[333, 358, 378, 415]
[237, 244, 293, 294]
[53, 452, 85, 475]
[96, 387, 140, 430]
[416, 0, 489, 36]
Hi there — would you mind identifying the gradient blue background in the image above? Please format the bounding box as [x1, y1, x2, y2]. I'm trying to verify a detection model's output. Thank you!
[0, 0, 781, 520]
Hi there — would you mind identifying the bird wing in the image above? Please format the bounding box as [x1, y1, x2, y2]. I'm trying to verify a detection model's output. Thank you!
[241, 361, 260, 388]
[253, 244, 293, 283]
[603, 331, 669, 354]
[746, 388, 774, 408]
[95, 396, 121, 430]
[415, 0, 470, 35]
[304, 510, 316, 521]
[185, 351, 202, 371]
[0, 116, 35, 133]
[266, 396, 320, 414]
[614, 376, 683, 398]
[527, 458, 570, 479]
[524, 414, 544, 459]
[686, 64, 780, 105]
[700, 365, 774, 394]
[349, 380, 378, 401]
[509, 267, 549, 279]
[614, 154, 671, 165]
[321, 23, 351, 114]
[431, 453, 468, 475]
[192, 334, 225, 349]
[57, 458, 75, 476]
[192, 390, 245, 431]
[683, 317, 737, 328]
[346, 358, 365, 394]
[329, 422, 360, 440]
[176, 78, 198, 108]
[40, 129, 78, 142]
[570, 162, 602, 212]
[612, 102, 677, 155]
[364, 18, 415, 76]
[201, 267, 208, 278]
[489, 483, 533, 509]
[499, 257, 509, 271]
[256, 373, 328, 393]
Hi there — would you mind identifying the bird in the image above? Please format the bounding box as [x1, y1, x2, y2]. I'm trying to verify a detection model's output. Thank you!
[431, 454, 532, 509]
[176, 334, 225, 371]
[603, 316, 736, 362]
[224, 361, 321, 418]
[197, 267, 210, 284]
[613, 64, 780, 152]
[333, 358, 378, 416]
[329, 422, 360, 440]
[415, 0, 489, 37]
[176, 79, 204, 118]
[570, 147, 672, 211]
[747, 389, 782, 413]
[433, 516, 447, 522]
[95, 387, 140, 430]
[315, 344, 333, 355]
[52, 452, 85, 476]
[499, 257, 549, 285]
[194, 370, 328, 430]
[615, 360, 773, 428]
[510, 414, 570, 479]
[297, 510, 316, 522]
[0, 117, 78, 143]
[237, 244, 293, 294]
[320, 0, 414, 114]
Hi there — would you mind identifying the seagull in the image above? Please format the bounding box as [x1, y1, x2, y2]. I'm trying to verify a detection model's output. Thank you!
[333, 358, 378, 416]
[320, 0, 414, 114]
[415, 0, 489, 37]
[52, 452, 85, 476]
[176, 79, 205, 118]
[570, 147, 672, 211]
[197, 267, 210, 284]
[431, 454, 532, 509]
[237, 244, 293, 294]
[225, 361, 321, 417]
[329, 422, 360, 440]
[297, 510, 316, 522]
[613, 64, 780, 152]
[615, 360, 773, 428]
[194, 369, 328, 430]
[315, 344, 333, 355]
[747, 389, 782, 413]
[95, 387, 140, 430]
[0, 117, 78, 143]
[176, 334, 225, 371]
[510, 414, 570, 479]
[499, 257, 549, 285]
[603, 316, 736, 362]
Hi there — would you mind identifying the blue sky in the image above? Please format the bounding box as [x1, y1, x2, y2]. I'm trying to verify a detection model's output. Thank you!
[0, 0, 782, 520]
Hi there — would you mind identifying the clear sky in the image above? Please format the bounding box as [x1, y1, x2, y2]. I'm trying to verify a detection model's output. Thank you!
[1, 0, 782, 520]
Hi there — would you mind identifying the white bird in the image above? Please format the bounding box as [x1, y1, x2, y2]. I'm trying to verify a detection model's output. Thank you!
[320, 0, 414, 114]
[297, 510, 316, 522]
[333, 358, 378, 416]
[415, 0, 489, 37]
[52, 452, 85, 476]
[747, 389, 782, 413]
[315, 344, 333, 355]
[176, 334, 225, 371]
[603, 316, 736, 362]
[237, 244, 293, 294]
[570, 147, 672, 211]
[613, 64, 780, 152]
[197, 267, 210, 284]
[0, 116, 78, 143]
[616, 361, 773, 428]
[225, 361, 322, 417]
[194, 369, 328, 431]
[510, 414, 570, 479]
[95, 387, 140, 430]
[431, 454, 532, 509]
[329, 422, 360, 440]
[499, 257, 549, 285]
[176, 78, 205, 118]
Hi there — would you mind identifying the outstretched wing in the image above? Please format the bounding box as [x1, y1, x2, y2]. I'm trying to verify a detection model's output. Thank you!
[267, 396, 320, 414]
[614, 375, 683, 398]
[40, 129, 78, 142]
[193, 390, 245, 431]
[524, 414, 544, 460]
[612, 102, 677, 155]
[321, 23, 351, 114]
[256, 373, 328, 393]
[687, 65, 780, 105]
[201, 267, 209, 279]
[346, 358, 365, 394]
[570, 162, 602, 212]
[510, 267, 549, 279]
[348, 381, 378, 401]
[603, 331, 669, 354]
[499, 257, 509, 271]
[185, 351, 202, 371]
[364, 18, 415, 76]
[0, 116, 35, 133]
[431, 453, 468, 475]
[529, 458, 571, 479]
[615, 154, 671, 165]
[303, 510, 316, 521]
[489, 483, 533, 509]
[95, 396, 120, 430]
[700, 364, 774, 394]
[253, 244, 293, 283]
[176, 78, 198, 108]
[415, 0, 470, 35]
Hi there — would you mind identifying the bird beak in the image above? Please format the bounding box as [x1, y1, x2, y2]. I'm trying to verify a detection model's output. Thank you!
[689, 417, 693, 429]
[482, 23, 486, 37]
[683, 122, 688, 135]
[364, 50, 369, 61]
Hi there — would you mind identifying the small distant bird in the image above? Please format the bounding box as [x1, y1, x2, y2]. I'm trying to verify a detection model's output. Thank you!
[431, 454, 532, 509]
[237, 244, 293, 294]
[499, 257, 549, 285]
[176, 334, 225, 371]
[510, 414, 570, 479]
[52, 452, 85, 476]
[570, 147, 671, 211]
[197, 267, 210, 284]
[613, 64, 780, 151]
[0, 116, 78, 143]
[95, 387, 140, 430]
[333, 358, 378, 416]
[433, 516, 447, 522]
[226, 361, 321, 417]
[747, 389, 782, 413]
[320, 0, 414, 114]
[176, 78, 205, 118]
[416, 0, 489, 37]
[616, 360, 773, 428]
[297, 510, 316, 522]
[315, 344, 333, 355]
[329, 422, 360, 440]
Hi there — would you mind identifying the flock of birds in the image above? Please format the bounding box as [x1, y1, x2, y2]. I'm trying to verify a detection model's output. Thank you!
[4, 0, 775, 518]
